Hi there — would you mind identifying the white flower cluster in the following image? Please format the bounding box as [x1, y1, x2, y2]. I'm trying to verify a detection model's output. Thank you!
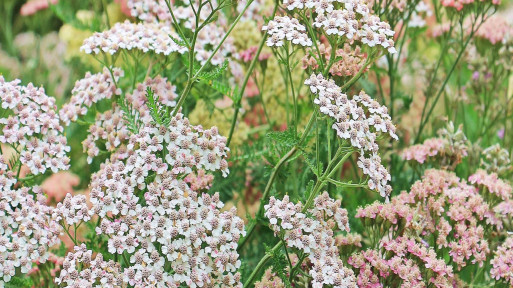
[267, 0, 396, 53]
[264, 193, 357, 288]
[81, 76, 178, 163]
[0, 77, 70, 175]
[83, 114, 243, 287]
[81, 21, 187, 56]
[0, 171, 61, 285]
[262, 16, 313, 47]
[127, 0, 236, 66]
[83, 107, 130, 164]
[60, 68, 123, 125]
[53, 194, 91, 226]
[305, 74, 397, 197]
[56, 244, 124, 287]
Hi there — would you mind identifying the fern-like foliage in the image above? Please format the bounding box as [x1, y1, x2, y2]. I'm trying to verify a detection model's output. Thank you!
[146, 87, 172, 127]
[268, 246, 293, 288]
[118, 97, 143, 134]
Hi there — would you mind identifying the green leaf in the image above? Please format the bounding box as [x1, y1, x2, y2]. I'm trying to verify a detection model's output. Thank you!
[118, 97, 143, 134]
[197, 60, 229, 81]
[146, 87, 173, 126]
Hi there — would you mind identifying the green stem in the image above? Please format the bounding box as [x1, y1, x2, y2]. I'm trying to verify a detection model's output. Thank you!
[226, 2, 278, 147]
[237, 112, 316, 251]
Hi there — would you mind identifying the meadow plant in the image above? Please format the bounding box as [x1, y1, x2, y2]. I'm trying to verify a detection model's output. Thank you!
[0, 0, 512, 287]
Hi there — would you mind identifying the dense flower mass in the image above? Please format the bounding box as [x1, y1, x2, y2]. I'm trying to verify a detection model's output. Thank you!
[490, 237, 513, 285]
[349, 237, 454, 287]
[264, 193, 357, 287]
[3, 0, 511, 286]
[55, 244, 124, 287]
[0, 171, 61, 284]
[80, 21, 187, 56]
[263, 0, 396, 52]
[83, 111, 241, 287]
[0, 76, 70, 175]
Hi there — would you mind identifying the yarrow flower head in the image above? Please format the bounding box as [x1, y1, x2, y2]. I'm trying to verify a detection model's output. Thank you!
[0, 76, 70, 175]
[441, 0, 499, 11]
[59, 68, 123, 125]
[55, 244, 125, 287]
[53, 193, 91, 226]
[402, 122, 468, 169]
[80, 21, 187, 56]
[305, 73, 397, 197]
[85, 110, 243, 287]
[0, 172, 61, 284]
[264, 193, 357, 287]
[270, 0, 396, 53]
[407, 169, 496, 269]
[262, 16, 313, 47]
[490, 236, 513, 285]
[127, 0, 236, 66]
[348, 236, 454, 287]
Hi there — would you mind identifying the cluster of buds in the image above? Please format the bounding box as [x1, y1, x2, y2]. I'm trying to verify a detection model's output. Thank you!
[480, 144, 511, 175]
[302, 43, 368, 77]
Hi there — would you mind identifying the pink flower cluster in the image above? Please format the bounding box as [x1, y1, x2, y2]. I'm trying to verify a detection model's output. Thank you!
[60, 68, 123, 125]
[490, 237, 513, 285]
[408, 169, 495, 269]
[0, 77, 70, 175]
[262, 16, 313, 47]
[475, 15, 513, 45]
[401, 138, 444, 164]
[55, 244, 124, 287]
[401, 123, 468, 167]
[264, 193, 357, 288]
[0, 172, 61, 284]
[468, 169, 513, 201]
[305, 74, 397, 197]
[238, 46, 271, 63]
[81, 21, 187, 56]
[441, 0, 499, 11]
[348, 237, 454, 287]
[355, 192, 416, 228]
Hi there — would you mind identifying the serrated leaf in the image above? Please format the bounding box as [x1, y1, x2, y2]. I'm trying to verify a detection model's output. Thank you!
[197, 60, 229, 81]
[118, 97, 143, 134]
